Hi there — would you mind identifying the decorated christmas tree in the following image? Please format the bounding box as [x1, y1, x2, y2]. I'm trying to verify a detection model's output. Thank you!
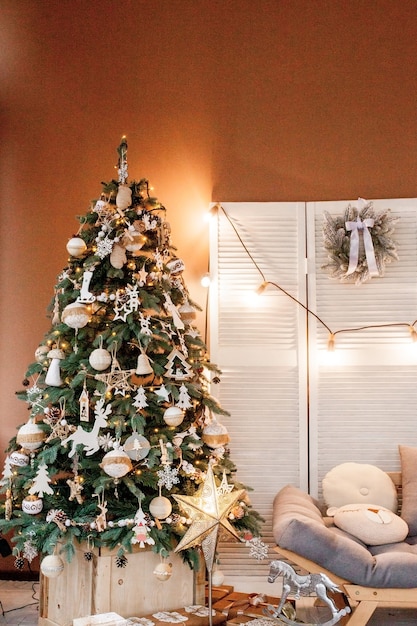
[0, 139, 262, 576]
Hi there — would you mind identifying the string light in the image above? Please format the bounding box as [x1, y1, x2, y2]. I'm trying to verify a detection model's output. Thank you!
[215, 203, 417, 350]
[201, 273, 211, 288]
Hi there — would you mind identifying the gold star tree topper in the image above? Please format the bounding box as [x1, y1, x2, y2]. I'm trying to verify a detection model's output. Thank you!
[173, 464, 245, 571]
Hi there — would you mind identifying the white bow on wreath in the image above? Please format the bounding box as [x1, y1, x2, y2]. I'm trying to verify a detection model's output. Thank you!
[322, 198, 399, 285]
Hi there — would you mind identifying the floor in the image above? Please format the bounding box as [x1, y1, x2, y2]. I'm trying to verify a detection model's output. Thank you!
[0, 579, 416, 625]
[0, 581, 39, 626]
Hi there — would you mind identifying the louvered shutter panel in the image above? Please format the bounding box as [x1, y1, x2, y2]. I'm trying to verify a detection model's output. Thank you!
[306, 198, 417, 498]
[209, 202, 308, 588]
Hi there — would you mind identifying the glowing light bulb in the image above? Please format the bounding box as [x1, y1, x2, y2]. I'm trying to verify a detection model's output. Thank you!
[201, 273, 211, 288]
[327, 333, 335, 351]
[409, 326, 417, 342]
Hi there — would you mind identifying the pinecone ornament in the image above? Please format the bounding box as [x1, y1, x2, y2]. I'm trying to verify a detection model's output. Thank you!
[83, 551, 93, 561]
[14, 556, 25, 570]
[115, 554, 128, 568]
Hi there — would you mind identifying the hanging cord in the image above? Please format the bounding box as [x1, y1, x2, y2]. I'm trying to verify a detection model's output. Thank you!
[213, 203, 417, 346]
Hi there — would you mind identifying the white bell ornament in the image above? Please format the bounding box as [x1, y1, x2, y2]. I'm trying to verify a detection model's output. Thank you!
[135, 353, 153, 376]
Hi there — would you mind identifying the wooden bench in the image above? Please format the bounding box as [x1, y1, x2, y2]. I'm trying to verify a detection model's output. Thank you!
[274, 472, 417, 625]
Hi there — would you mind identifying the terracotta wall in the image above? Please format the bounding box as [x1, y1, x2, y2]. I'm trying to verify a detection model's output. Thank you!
[0, 0, 416, 552]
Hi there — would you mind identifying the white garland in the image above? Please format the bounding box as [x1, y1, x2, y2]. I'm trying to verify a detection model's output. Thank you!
[322, 201, 399, 284]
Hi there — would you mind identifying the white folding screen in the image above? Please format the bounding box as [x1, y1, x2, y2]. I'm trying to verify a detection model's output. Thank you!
[209, 202, 308, 588]
[209, 198, 417, 588]
[307, 198, 417, 497]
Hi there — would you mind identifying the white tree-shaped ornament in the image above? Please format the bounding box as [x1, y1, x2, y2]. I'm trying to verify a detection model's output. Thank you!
[165, 348, 193, 380]
[133, 386, 148, 410]
[131, 505, 155, 548]
[29, 463, 54, 498]
[1, 456, 13, 485]
[176, 384, 192, 409]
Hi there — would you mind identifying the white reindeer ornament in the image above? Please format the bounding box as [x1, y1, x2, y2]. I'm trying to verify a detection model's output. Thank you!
[61, 397, 111, 458]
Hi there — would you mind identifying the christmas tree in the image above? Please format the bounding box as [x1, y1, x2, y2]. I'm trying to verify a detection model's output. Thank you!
[0, 139, 262, 574]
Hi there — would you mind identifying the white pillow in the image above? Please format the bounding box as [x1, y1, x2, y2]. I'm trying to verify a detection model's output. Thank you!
[322, 462, 397, 512]
[329, 503, 408, 546]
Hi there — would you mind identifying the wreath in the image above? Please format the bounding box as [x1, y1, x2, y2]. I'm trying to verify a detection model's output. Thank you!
[322, 199, 399, 285]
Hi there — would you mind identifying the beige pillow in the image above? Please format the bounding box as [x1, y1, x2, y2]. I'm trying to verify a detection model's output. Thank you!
[323, 462, 397, 512]
[399, 445, 417, 536]
[329, 503, 408, 546]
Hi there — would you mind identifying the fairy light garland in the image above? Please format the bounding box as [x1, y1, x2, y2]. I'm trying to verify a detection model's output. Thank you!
[212, 203, 417, 351]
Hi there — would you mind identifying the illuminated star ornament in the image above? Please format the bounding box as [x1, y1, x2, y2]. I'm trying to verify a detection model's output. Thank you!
[173, 464, 245, 571]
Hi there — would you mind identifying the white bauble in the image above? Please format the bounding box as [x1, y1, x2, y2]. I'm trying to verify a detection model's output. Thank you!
[22, 495, 43, 515]
[163, 406, 184, 427]
[40, 554, 65, 578]
[61, 302, 90, 329]
[124, 433, 151, 461]
[9, 450, 30, 467]
[149, 496, 172, 520]
[66, 237, 87, 258]
[100, 448, 132, 478]
[89, 348, 112, 371]
[212, 568, 225, 586]
[153, 562, 172, 581]
[16, 420, 45, 451]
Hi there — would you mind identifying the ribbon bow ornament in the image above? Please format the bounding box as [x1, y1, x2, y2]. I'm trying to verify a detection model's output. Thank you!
[345, 202, 379, 278]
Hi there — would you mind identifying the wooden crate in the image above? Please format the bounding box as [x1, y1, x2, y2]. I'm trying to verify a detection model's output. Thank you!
[39, 543, 204, 626]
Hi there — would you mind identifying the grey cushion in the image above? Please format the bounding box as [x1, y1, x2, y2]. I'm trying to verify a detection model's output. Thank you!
[273, 485, 417, 588]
